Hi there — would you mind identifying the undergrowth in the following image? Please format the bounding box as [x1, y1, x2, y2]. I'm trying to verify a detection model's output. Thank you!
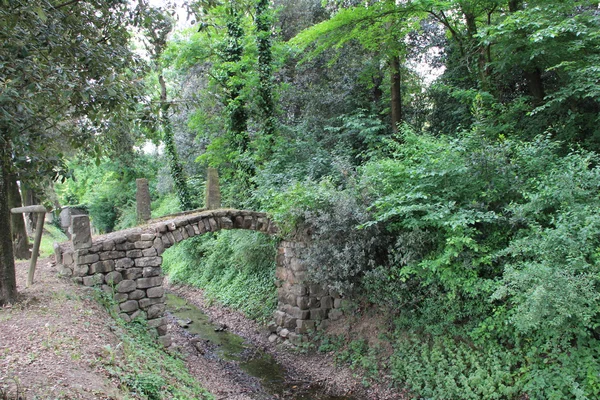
[161, 230, 278, 323]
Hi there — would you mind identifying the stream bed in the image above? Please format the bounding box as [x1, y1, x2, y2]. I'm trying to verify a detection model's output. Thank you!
[165, 293, 355, 400]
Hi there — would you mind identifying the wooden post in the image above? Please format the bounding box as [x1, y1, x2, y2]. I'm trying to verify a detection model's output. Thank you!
[11, 205, 46, 287]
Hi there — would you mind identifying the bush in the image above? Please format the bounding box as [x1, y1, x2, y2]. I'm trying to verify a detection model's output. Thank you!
[162, 230, 278, 322]
[269, 127, 600, 398]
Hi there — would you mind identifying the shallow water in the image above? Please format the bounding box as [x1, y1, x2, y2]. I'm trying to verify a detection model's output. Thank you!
[165, 293, 354, 400]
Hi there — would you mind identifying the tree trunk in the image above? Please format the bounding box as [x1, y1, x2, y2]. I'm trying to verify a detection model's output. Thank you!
[159, 74, 193, 211]
[525, 67, 545, 106]
[8, 174, 31, 260]
[390, 54, 402, 133]
[0, 139, 17, 306]
[21, 183, 38, 235]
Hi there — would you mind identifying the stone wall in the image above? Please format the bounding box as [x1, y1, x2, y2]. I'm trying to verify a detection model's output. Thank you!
[55, 209, 342, 346]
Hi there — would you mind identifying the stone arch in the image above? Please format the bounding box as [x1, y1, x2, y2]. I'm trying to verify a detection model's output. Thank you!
[55, 209, 339, 346]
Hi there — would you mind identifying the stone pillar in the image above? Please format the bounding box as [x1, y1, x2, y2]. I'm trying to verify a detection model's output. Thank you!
[71, 215, 92, 250]
[205, 168, 221, 210]
[136, 178, 151, 223]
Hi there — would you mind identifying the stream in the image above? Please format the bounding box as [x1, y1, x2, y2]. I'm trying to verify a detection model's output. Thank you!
[165, 293, 356, 400]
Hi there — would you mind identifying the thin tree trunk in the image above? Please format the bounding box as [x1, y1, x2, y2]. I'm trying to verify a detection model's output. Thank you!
[0, 138, 17, 306]
[8, 174, 31, 260]
[159, 74, 193, 211]
[21, 183, 38, 235]
[390, 54, 402, 132]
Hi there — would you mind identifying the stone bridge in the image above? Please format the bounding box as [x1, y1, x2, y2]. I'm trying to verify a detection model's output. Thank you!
[54, 209, 344, 346]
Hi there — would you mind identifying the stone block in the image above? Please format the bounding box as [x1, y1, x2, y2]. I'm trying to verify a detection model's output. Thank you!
[185, 225, 195, 237]
[114, 236, 127, 244]
[289, 284, 308, 296]
[142, 247, 157, 257]
[105, 271, 123, 285]
[167, 221, 176, 231]
[297, 296, 310, 310]
[274, 310, 286, 326]
[83, 274, 104, 287]
[116, 280, 137, 293]
[58, 265, 73, 277]
[160, 235, 172, 249]
[123, 268, 143, 280]
[180, 227, 189, 240]
[134, 241, 153, 249]
[99, 251, 125, 261]
[288, 332, 303, 346]
[155, 224, 168, 233]
[53, 243, 63, 264]
[283, 315, 297, 329]
[126, 249, 143, 258]
[156, 324, 168, 336]
[134, 257, 162, 268]
[62, 251, 74, 266]
[143, 267, 161, 277]
[128, 290, 146, 300]
[139, 296, 165, 309]
[153, 239, 164, 255]
[329, 289, 341, 299]
[76, 253, 99, 265]
[158, 334, 172, 347]
[296, 319, 315, 334]
[208, 217, 218, 231]
[71, 215, 92, 249]
[197, 221, 207, 234]
[147, 304, 165, 319]
[73, 264, 89, 277]
[234, 216, 244, 229]
[220, 217, 233, 229]
[279, 328, 290, 338]
[115, 258, 134, 270]
[127, 233, 141, 242]
[192, 224, 200, 235]
[320, 296, 333, 309]
[289, 258, 305, 272]
[101, 240, 116, 251]
[114, 293, 128, 303]
[90, 260, 115, 274]
[120, 300, 139, 313]
[172, 229, 183, 242]
[137, 276, 163, 289]
[147, 317, 166, 328]
[119, 313, 131, 323]
[147, 287, 164, 298]
[310, 308, 326, 320]
[72, 277, 83, 285]
[256, 217, 267, 232]
[116, 242, 135, 251]
[275, 267, 287, 281]
[140, 233, 155, 241]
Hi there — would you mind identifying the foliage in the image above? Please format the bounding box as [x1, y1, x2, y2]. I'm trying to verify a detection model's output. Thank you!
[162, 230, 278, 323]
[55, 154, 161, 233]
[39, 224, 68, 259]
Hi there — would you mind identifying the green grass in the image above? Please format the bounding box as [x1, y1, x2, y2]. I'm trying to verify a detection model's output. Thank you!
[39, 223, 69, 258]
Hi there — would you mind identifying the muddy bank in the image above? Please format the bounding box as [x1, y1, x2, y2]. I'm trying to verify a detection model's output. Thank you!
[165, 282, 405, 400]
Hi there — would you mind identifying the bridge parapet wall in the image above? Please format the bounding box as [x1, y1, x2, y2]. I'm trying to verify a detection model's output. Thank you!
[55, 209, 340, 347]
